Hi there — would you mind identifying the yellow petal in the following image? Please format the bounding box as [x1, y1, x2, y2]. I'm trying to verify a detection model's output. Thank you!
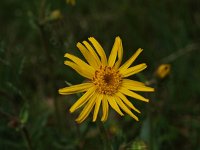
[92, 94, 103, 122]
[58, 83, 93, 95]
[64, 61, 93, 79]
[75, 94, 96, 123]
[77, 42, 99, 69]
[121, 63, 147, 77]
[119, 48, 143, 72]
[124, 85, 154, 92]
[69, 87, 96, 113]
[107, 95, 124, 116]
[115, 96, 139, 121]
[108, 36, 120, 67]
[101, 96, 109, 122]
[122, 80, 154, 92]
[88, 37, 107, 66]
[122, 79, 145, 86]
[119, 87, 149, 102]
[115, 92, 141, 113]
[82, 41, 101, 65]
[114, 38, 123, 69]
[64, 53, 95, 74]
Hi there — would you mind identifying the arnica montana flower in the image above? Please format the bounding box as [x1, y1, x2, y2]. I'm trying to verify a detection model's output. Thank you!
[59, 37, 154, 123]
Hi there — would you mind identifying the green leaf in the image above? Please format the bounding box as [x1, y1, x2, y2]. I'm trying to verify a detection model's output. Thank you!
[19, 103, 29, 124]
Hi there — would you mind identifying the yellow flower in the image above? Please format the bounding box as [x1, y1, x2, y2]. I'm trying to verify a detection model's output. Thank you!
[155, 64, 171, 79]
[66, 0, 76, 6]
[58, 37, 154, 123]
[48, 10, 62, 21]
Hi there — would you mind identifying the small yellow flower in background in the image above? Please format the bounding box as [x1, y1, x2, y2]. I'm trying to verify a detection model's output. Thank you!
[155, 64, 171, 79]
[58, 36, 154, 123]
[66, 0, 76, 6]
[48, 10, 62, 21]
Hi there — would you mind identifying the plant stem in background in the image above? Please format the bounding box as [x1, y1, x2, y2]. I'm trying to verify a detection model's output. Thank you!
[36, 0, 65, 133]
[97, 120, 112, 150]
[160, 43, 198, 63]
[21, 127, 33, 150]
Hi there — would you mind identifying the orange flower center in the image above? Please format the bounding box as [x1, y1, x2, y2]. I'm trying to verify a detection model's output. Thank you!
[92, 66, 122, 95]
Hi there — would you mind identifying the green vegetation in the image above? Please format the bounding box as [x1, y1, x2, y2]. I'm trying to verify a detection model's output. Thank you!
[0, 0, 200, 149]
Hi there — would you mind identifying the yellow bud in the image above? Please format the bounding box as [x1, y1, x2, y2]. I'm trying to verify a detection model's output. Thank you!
[155, 64, 171, 79]
[48, 10, 62, 21]
[66, 0, 76, 6]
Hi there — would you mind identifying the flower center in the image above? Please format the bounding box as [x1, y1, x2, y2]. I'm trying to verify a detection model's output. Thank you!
[92, 66, 122, 95]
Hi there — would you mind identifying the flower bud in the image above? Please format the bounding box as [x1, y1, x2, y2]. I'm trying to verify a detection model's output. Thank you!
[48, 10, 62, 21]
[155, 64, 171, 79]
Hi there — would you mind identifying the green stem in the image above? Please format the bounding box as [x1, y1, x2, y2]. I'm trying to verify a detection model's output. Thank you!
[21, 127, 33, 150]
[97, 120, 112, 150]
[37, 5, 63, 132]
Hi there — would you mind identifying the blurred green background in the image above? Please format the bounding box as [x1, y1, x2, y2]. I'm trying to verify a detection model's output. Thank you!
[0, 0, 200, 149]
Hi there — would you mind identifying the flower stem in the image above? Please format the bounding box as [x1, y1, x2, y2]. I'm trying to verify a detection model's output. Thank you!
[21, 126, 33, 150]
[97, 120, 112, 150]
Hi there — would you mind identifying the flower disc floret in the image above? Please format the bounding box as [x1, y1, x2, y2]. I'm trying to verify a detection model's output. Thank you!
[93, 66, 122, 95]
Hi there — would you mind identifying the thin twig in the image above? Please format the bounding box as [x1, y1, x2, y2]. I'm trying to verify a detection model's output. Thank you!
[160, 43, 199, 63]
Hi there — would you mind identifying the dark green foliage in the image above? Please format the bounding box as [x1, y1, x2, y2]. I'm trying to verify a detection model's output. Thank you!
[0, 0, 200, 149]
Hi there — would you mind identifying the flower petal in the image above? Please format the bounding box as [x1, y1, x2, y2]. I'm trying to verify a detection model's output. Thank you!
[115, 96, 139, 121]
[64, 61, 93, 79]
[92, 94, 103, 122]
[108, 36, 121, 67]
[58, 83, 93, 95]
[119, 48, 143, 72]
[101, 96, 109, 122]
[107, 95, 124, 116]
[75, 94, 96, 123]
[121, 63, 147, 77]
[69, 87, 96, 113]
[115, 92, 141, 113]
[77, 42, 99, 69]
[122, 79, 145, 86]
[114, 38, 123, 69]
[82, 41, 101, 65]
[88, 37, 107, 66]
[64, 53, 95, 74]
[119, 87, 149, 102]
[122, 81, 154, 92]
